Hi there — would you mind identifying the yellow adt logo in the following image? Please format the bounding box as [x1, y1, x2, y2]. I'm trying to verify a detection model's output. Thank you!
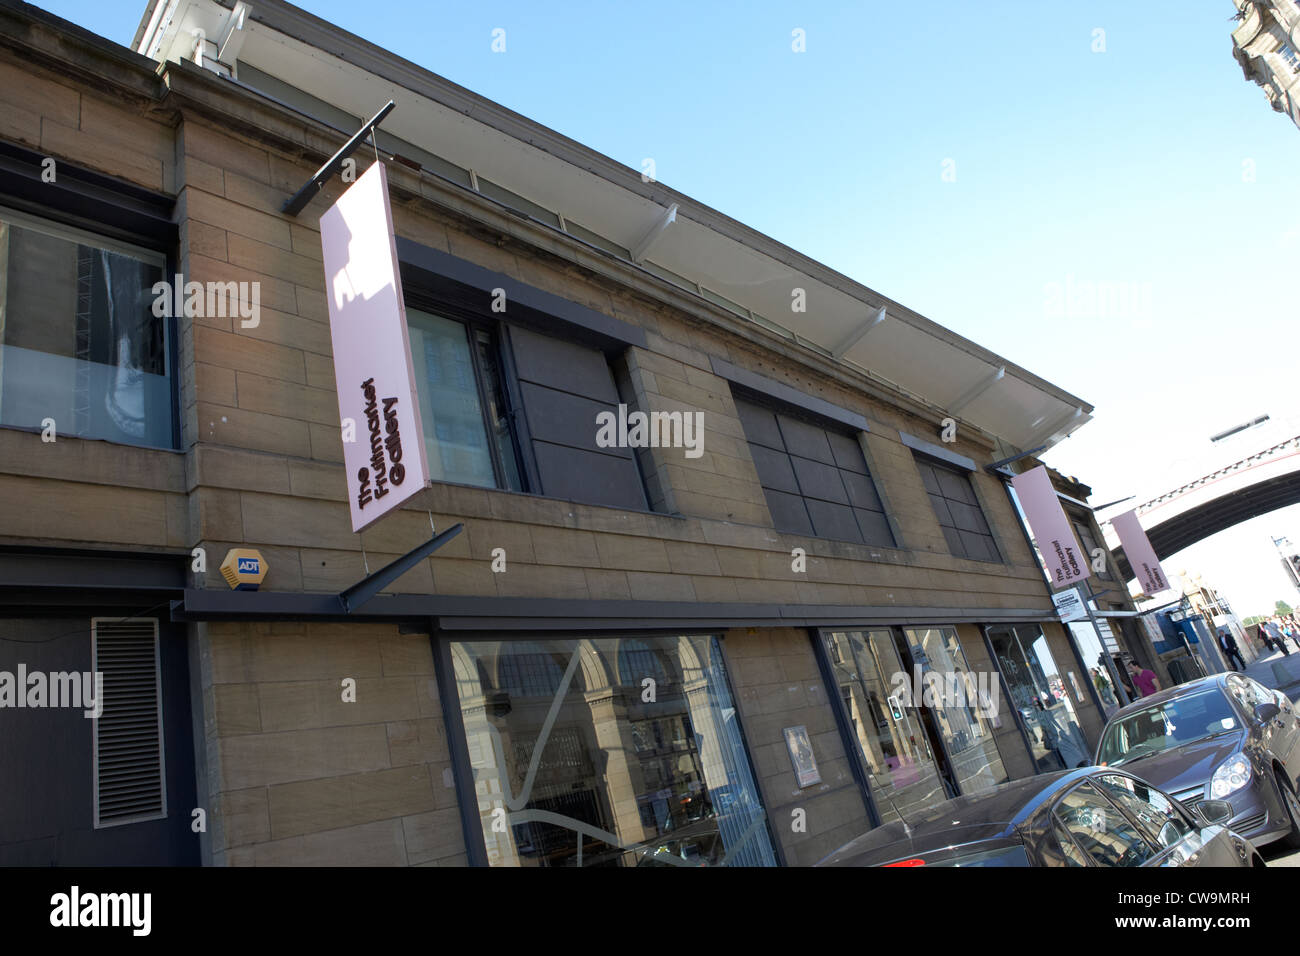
[220, 548, 267, 591]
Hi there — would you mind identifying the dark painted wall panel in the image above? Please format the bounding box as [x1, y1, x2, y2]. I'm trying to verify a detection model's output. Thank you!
[0, 616, 199, 866]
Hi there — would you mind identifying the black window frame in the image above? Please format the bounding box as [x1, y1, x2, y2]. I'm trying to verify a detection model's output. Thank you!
[732, 388, 895, 548]
[913, 454, 1002, 563]
[403, 291, 533, 494]
[400, 277, 655, 513]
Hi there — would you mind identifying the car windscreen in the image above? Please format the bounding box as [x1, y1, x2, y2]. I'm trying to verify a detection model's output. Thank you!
[1098, 689, 1239, 766]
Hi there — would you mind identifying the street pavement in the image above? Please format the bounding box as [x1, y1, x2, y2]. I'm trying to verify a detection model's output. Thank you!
[1238, 648, 1300, 867]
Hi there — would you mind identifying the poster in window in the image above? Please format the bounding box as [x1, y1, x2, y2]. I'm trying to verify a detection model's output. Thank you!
[783, 725, 821, 788]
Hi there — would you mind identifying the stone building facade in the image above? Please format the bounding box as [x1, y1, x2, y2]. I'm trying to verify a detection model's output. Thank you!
[0, 0, 1140, 867]
[1231, 0, 1300, 131]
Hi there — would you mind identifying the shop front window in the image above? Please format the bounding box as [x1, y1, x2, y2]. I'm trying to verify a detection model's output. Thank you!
[902, 627, 1007, 795]
[450, 635, 777, 867]
[987, 624, 1091, 772]
[822, 629, 948, 825]
[1068, 621, 1127, 717]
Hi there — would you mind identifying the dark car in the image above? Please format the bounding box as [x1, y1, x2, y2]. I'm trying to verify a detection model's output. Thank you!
[816, 767, 1262, 867]
[1096, 673, 1300, 850]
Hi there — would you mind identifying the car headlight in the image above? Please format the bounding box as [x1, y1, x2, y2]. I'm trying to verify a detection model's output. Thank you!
[1210, 754, 1252, 799]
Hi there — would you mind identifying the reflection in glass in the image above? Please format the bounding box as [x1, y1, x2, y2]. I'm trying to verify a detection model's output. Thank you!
[451, 635, 777, 867]
[988, 624, 1091, 771]
[408, 308, 495, 488]
[903, 627, 1007, 796]
[1055, 782, 1155, 867]
[0, 216, 171, 447]
[1068, 622, 1124, 718]
[822, 629, 947, 824]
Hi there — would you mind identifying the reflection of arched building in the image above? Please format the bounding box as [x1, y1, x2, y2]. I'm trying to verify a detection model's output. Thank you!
[450, 635, 775, 867]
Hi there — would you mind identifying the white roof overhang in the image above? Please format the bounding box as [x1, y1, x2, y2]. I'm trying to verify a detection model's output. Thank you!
[139, 0, 1093, 453]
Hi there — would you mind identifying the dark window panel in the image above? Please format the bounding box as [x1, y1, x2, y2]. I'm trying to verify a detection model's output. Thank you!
[733, 398, 785, 450]
[776, 414, 836, 464]
[928, 492, 954, 528]
[917, 461, 942, 496]
[842, 471, 883, 512]
[947, 500, 988, 535]
[763, 488, 815, 536]
[532, 442, 647, 510]
[509, 325, 620, 403]
[749, 442, 800, 494]
[790, 456, 850, 505]
[518, 381, 631, 458]
[936, 467, 978, 505]
[826, 431, 869, 474]
[941, 524, 967, 558]
[806, 498, 863, 543]
[853, 508, 895, 547]
[959, 530, 999, 563]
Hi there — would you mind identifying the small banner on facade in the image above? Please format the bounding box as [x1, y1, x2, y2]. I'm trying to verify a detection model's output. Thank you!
[1111, 509, 1170, 595]
[320, 162, 431, 533]
[1011, 465, 1090, 588]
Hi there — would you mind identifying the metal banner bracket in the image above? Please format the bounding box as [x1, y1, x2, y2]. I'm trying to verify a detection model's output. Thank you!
[282, 100, 396, 217]
[338, 522, 464, 614]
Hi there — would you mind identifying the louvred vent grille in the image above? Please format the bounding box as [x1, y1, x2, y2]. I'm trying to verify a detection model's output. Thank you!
[93, 618, 165, 826]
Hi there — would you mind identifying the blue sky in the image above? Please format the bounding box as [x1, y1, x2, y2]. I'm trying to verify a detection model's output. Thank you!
[35, 0, 1300, 618]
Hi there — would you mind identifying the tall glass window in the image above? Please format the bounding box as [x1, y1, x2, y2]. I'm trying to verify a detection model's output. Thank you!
[407, 307, 522, 490]
[987, 624, 1091, 771]
[822, 629, 948, 824]
[450, 634, 777, 867]
[902, 627, 1007, 795]
[1068, 621, 1126, 718]
[0, 209, 172, 448]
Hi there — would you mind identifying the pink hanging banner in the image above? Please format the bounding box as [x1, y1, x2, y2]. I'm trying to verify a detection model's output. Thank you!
[1111, 509, 1170, 595]
[320, 162, 431, 532]
[1011, 465, 1091, 588]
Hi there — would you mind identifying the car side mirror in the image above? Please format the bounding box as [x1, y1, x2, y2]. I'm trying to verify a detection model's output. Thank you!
[1255, 702, 1281, 724]
[1158, 821, 1182, 848]
[1195, 800, 1234, 827]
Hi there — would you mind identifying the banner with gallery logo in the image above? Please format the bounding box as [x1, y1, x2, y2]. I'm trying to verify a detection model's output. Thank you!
[1011, 464, 1090, 588]
[1110, 509, 1170, 595]
[320, 162, 431, 532]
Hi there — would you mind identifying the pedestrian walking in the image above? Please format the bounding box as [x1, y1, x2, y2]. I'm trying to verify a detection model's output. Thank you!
[1265, 617, 1292, 656]
[1260, 617, 1283, 655]
[1218, 628, 1246, 671]
[1126, 659, 1161, 698]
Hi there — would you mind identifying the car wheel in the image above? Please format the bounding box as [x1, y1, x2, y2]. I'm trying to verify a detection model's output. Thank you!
[1274, 771, 1300, 851]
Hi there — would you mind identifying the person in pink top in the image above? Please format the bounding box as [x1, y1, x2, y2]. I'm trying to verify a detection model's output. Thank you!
[1126, 659, 1160, 698]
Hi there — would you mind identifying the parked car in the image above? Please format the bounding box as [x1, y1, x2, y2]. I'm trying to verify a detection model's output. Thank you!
[1096, 673, 1300, 851]
[816, 766, 1263, 867]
